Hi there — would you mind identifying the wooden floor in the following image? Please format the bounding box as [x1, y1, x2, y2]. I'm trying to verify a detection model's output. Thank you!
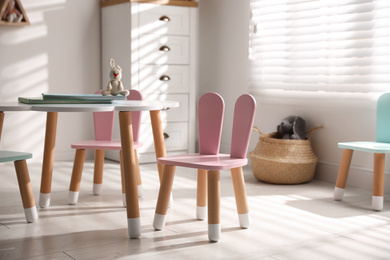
[1, 160, 389, 259]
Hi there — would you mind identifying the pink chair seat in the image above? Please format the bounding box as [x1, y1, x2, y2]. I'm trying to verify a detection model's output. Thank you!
[68, 90, 143, 206]
[158, 153, 248, 171]
[71, 140, 142, 151]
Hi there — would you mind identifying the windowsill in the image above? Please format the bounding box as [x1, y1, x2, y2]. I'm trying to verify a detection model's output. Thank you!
[249, 89, 382, 110]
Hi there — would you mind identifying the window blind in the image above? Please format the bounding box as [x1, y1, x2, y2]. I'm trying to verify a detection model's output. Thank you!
[249, 0, 390, 93]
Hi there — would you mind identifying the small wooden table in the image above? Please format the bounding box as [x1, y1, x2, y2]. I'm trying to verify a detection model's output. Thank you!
[0, 100, 179, 238]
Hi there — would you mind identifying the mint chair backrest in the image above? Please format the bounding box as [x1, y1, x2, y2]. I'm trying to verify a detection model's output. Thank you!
[376, 92, 390, 143]
[93, 90, 143, 142]
[230, 94, 256, 159]
[198, 92, 225, 155]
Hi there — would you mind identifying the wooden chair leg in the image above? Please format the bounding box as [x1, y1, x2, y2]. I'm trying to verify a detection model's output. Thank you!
[196, 169, 207, 220]
[93, 149, 104, 195]
[68, 149, 86, 205]
[334, 149, 353, 201]
[0, 111, 4, 143]
[231, 167, 250, 229]
[208, 170, 220, 242]
[373, 153, 385, 210]
[14, 159, 38, 223]
[153, 165, 176, 230]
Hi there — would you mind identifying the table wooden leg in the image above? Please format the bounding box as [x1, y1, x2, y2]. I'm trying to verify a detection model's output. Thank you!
[0, 111, 4, 142]
[39, 112, 58, 208]
[150, 110, 166, 181]
[119, 111, 140, 239]
[150, 110, 173, 206]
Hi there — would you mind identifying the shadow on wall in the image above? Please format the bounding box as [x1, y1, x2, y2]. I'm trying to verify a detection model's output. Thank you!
[0, 0, 99, 161]
[0, 1, 67, 160]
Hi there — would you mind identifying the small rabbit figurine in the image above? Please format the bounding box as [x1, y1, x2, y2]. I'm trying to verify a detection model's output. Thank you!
[102, 58, 130, 96]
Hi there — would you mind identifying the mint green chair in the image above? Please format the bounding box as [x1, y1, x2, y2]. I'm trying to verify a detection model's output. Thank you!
[334, 92, 390, 210]
[0, 151, 38, 222]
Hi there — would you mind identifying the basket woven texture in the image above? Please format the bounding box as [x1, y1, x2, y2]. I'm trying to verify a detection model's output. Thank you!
[249, 127, 321, 184]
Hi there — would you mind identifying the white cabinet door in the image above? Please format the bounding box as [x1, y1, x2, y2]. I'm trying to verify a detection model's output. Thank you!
[138, 4, 190, 36]
[138, 64, 190, 94]
[137, 122, 189, 153]
[139, 34, 189, 65]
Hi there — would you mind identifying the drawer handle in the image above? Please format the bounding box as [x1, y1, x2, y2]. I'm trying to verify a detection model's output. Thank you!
[159, 75, 171, 81]
[159, 15, 170, 22]
[164, 132, 170, 139]
[159, 45, 170, 52]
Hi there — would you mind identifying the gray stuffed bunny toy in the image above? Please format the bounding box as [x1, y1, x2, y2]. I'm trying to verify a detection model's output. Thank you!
[277, 116, 306, 140]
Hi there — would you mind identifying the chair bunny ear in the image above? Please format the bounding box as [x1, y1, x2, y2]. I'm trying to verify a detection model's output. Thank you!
[109, 58, 115, 70]
[117, 65, 122, 71]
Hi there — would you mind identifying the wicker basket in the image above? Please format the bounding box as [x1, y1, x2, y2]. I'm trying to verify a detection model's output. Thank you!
[249, 126, 322, 184]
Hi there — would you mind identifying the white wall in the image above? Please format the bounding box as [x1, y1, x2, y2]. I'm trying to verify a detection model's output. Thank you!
[198, 0, 389, 194]
[198, 0, 251, 147]
[0, 0, 101, 161]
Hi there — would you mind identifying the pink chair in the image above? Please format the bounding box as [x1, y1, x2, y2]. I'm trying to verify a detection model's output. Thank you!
[153, 92, 256, 242]
[68, 90, 143, 206]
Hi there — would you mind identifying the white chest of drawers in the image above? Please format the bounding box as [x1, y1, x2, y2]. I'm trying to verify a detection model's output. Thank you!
[101, 1, 198, 163]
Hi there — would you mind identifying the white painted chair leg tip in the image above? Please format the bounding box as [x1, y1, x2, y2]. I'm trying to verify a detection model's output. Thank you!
[128, 218, 141, 239]
[68, 191, 79, 205]
[238, 213, 250, 229]
[196, 206, 206, 220]
[39, 193, 50, 208]
[208, 224, 221, 242]
[333, 187, 345, 201]
[372, 196, 384, 211]
[93, 183, 103, 195]
[137, 185, 143, 198]
[25, 207, 38, 223]
[153, 213, 166, 231]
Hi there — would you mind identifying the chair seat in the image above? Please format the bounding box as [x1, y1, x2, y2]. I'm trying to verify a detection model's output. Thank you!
[0, 151, 32, 163]
[158, 153, 248, 171]
[71, 140, 143, 150]
[338, 141, 390, 153]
